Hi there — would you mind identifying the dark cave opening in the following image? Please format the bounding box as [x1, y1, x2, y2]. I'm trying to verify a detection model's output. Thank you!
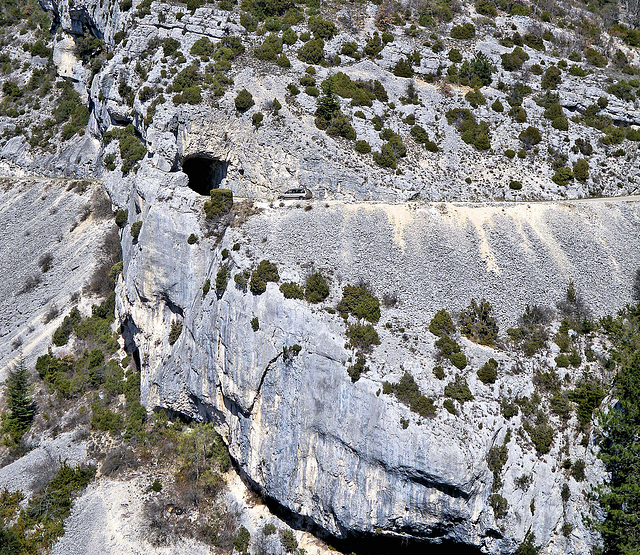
[182, 155, 228, 195]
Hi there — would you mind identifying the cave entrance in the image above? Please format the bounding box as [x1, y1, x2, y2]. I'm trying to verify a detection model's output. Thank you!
[182, 155, 228, 195]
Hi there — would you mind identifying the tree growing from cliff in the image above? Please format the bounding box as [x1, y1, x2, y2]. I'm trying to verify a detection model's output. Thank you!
[2, 357, 36, 445]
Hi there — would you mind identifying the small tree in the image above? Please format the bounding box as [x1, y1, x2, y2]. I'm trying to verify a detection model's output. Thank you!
[234, 89, 255, 112]
[2, 357, 36, 444]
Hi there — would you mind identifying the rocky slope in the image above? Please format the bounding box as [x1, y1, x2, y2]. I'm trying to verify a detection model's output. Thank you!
[1, 0, 640, 552]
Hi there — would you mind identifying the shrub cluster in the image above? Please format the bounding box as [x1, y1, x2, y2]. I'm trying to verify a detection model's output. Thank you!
[445, 108, 491, 150]
[204, 189, 233, 219]
[249, 260, 279, 295]
[314, 94, 355, 140]
[383, 372, 436, 418]
[337, 284, 380, 323]
[103, 125, 146, 175]
[459, 298, 499, 346]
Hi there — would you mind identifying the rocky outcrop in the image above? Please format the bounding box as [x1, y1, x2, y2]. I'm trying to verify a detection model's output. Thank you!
[116, 163, 640, 552]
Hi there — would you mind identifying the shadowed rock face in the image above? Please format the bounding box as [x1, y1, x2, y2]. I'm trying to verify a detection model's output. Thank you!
[115, 161, 640, 553]
[182, 156, 229, 195]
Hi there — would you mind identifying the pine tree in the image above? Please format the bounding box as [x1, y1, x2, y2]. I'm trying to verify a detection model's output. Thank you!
[3, 357, 36, 444]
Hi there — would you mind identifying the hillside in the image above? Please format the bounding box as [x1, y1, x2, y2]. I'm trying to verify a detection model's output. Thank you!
[0, 0, 640, 553]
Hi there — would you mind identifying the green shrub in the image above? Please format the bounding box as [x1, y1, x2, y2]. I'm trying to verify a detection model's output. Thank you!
[282, 28, 297, 45]
[280, 282, 304, 299]
[91, 402, 124, 434]
[202, 279, 210, 297]
[444, 375, 474, 403]
[337, 284, 380, 323]
[491, 99, 504, 112]
[305, 272, 329, 303]
[466, 88, 485, 108]
[308, 15, 336, 39]
[52, 308, 82, 347]
[552, 167, 574, 186]
[448, 48, 462, 63]
[393, 58, 413, 77]
[297, 38, 324, 64]
[234, 526, 251, 554]
[115, 209, 128, 228]
[523, 414, 554, 454]
[505, 149, 515, 159]
[384, 372, 436, 417]
[459, 298, 498, 346]
[568, 378, 605, 425]
[355, 140, 371, 154]
[571, 459, 586, 482]
[235, 89, 255, 112]
[450, 23, 476, 39]
[573, 158, 589, 182]
[410, 125, 438, 151]
[254, 33, 282, 61]
[252, 112, 264, 127]
[102, 125, 146, 174]
[489, 493, 508, 519]
[541, 66, 562, 90]
[450, 352, 467, 370]
[152, 479, 162, 492]
[168, 321, 182, 345]
[280, 529, 298, 552]
[434, 365, 445, 380]
[584, 47, 607, 67]
[435, 334, 462, 357]
[251, 317, 259, 331]
[519, 126, 541, 149]
[346, 323, 380, 352]
[215, 266, 229, 297]
[2, 358, 36, 444]
[203, 189, 233, 219]
[130, 221, 142, 240]
[458, 51, 495, 87]
[477, 358, 498, 384]
[443, 398, 457, 415]
[250, 260, 279, 295]
[429, 309, 455, 336]
[445, 108, 491, 150]
[347, 351, 368, 382]
[501, 47, 529, 71]
[509, 180, 522, 190]
[187, 233, 198, 244]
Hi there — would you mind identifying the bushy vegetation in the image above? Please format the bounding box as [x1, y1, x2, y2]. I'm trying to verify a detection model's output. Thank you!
[444, 375, 474, 404]
[337, 284, 380, 323]
[234, 89, 255, 111]
[0, 462, 95, 553]
[459, 298, 499, 346]
[249, 260, 279, 295]
[1, 358, 35, 446]
[383, 372, 436, 418]
[280, 281, 304, 299]
[477, 358, 498, 384]
[507, 304, 550, 355]
[445, 108, 491, 150]
[304, 272, 329, 303]
[347, 351, 368, 382]
[429, 309, 455, 336]
[346, 323, 380, 352]
[103, 125, 146, 175]
[204, 189, 233, 219]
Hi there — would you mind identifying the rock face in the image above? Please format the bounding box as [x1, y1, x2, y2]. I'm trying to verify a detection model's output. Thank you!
[3, 0, 640, 551]
[116, 167, 640, 552]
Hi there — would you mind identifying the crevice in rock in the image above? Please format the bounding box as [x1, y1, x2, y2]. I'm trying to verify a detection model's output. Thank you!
[182, 154, 228, 195]
[161, 293, 184, 318]
[247, 351, 282, 413]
